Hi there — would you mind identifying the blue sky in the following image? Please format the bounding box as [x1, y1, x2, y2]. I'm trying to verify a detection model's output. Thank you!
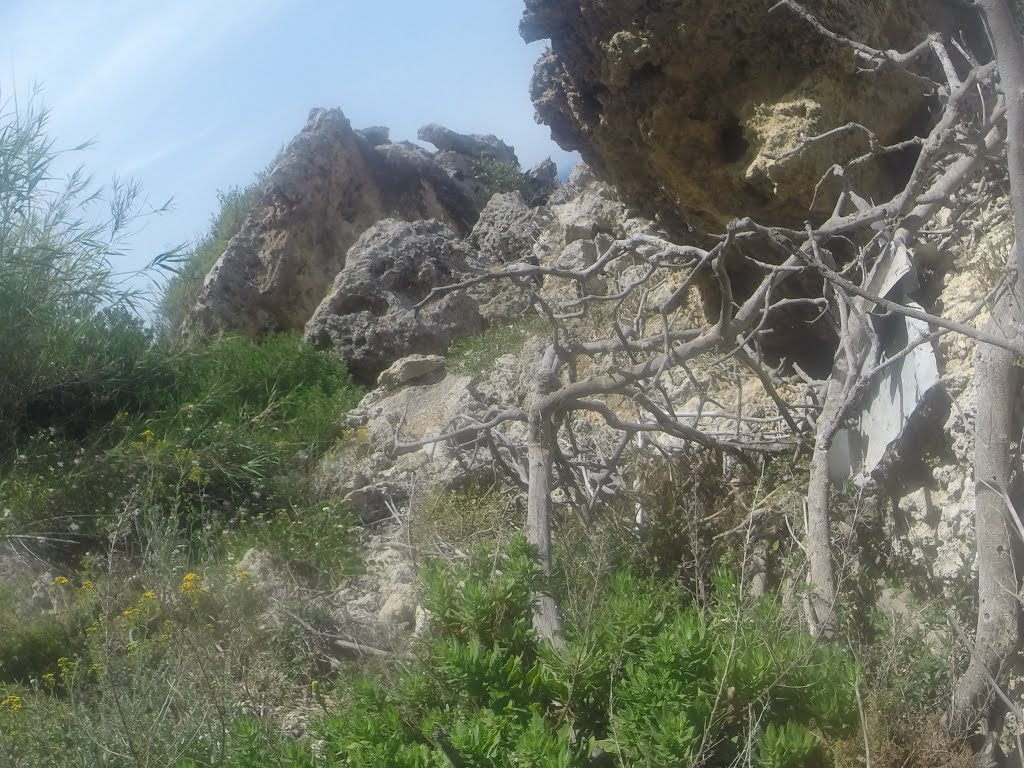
[1, 0, 574, 299]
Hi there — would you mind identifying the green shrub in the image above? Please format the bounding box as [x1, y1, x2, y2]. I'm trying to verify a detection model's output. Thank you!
[220, 539, 859, 768]
[412, 482, 523, 551]
[447, 316, 548, 375]
[472, 156, 527, 200]
[0, 94, 175, 444]
[1, 333, 364, 564]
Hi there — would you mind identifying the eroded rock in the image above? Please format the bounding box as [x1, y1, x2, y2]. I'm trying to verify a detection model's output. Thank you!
[377, 355, 448, 390]
[304, 219, 485, 384]
[522, 0, 973, 231]
[418, 124, 519, 165]
[469, 191, 555, 264]
[183, 109, 514, 338]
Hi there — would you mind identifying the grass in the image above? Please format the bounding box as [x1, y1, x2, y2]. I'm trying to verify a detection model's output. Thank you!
[446, 316, 549, 375]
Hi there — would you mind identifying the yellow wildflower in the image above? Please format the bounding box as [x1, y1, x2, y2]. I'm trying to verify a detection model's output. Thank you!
[41, 672, 55, 686]
[2, 694, 21, 711]
[81, 580, 94, 591]
[181, 572, 203, 596]
[121, 606, 141, 620]
[53, 576, 69, 586]
[187, 464, 209, 486]
[142, 591, 157, 601]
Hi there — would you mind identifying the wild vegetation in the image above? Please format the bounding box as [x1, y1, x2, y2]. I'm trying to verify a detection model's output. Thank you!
[4, 1, 1024, 766]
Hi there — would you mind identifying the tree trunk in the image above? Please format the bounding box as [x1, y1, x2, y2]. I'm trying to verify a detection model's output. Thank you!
[526, 409, 564, 645]
[526, 346, 565, 646]
[949, 293, 1023, 732]
[949, 0, 1024, 736]
[805, 389, 841, 637]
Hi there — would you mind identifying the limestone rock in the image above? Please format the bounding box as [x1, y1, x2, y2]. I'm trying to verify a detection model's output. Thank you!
[523, 158, 559, 205]
[357, 125, 390, 146]
[469, 192, 554, 264]
[304, 219, 485, 384]
[522, 0, 974, 231]
[378, 583, 418, 628]
[236, 548, 278, 593]
[377, 355, 448, 390]
[418, 123, 519, 165]
[183, 109, 506, 338]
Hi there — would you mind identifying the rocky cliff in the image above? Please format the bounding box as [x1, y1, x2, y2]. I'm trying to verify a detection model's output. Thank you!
[183, 109, 523, 338]
[521, 0, 974, 232]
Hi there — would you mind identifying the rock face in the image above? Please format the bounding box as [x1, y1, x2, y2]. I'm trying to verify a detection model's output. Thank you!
[469, 192, 555, 264]
[304, 219, 486, 384]
[418, 124, 519, 165]
[322, 170, 663, 525]
[183, 109, 515, 338]
[521, 0, 972, 231]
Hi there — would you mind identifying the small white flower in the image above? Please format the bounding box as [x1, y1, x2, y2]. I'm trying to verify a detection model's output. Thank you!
[69, 523, 80, 533]
[56, 461, 64, 468]
[2, 508, 11, 518]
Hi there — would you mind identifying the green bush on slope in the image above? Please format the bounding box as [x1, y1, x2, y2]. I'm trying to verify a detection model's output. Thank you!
[226, 538, 858, 768]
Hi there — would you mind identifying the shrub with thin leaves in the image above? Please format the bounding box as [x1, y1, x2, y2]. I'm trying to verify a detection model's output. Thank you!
[0, 91, 177, 443]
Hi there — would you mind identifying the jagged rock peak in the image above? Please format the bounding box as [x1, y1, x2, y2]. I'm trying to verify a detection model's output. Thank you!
[181, 108, 505, 339]
[417, 123, 519, 166]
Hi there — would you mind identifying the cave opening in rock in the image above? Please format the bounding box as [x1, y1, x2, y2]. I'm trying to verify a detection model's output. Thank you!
[718, 114, 749, 163]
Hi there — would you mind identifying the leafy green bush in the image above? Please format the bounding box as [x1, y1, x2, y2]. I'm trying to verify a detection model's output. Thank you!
[0, 333, 364, 567]
[0, 550, 285, 768]
[211, 539, 858, 768]
[472, 156, 527, 200]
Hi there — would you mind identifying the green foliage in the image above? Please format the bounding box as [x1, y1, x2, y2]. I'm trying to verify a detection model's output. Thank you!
[0, 545, 288, 768]
[758, 722, 820, 768]
[412, 482, 523, 551]
[0, 93, 176, 442]
[471, 156, 527, 200]
[0, 582, 94, 684]
[447, 317, 548, 375]
[206, 539, 858, 768]
[0, 332, 364, 575]
[159, 160, 275, 338]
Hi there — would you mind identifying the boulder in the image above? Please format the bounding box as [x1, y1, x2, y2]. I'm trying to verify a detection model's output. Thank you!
[356, 125, 390, 146]
[304, 219, 485, 384]
[469, 191, 555, 264]
[377, 584, 418, 628]
[523, 158, 560, 205]
[377, 355, 448, 390]
[521, 0, 975, 231]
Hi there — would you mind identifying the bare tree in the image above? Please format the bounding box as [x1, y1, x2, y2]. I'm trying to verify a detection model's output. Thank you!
[406, 2, 1024, 745]
[947, 0, 1024, 743]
